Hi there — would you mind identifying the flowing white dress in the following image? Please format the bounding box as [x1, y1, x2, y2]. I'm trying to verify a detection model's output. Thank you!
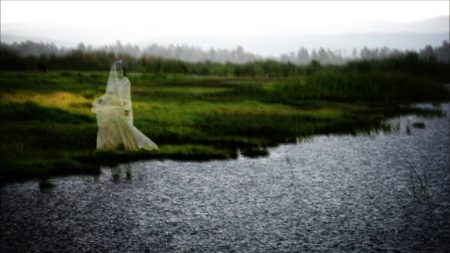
[92, 60, 158, 151]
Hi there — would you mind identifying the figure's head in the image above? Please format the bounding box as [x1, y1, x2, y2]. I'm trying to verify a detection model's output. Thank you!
[115, 60, 124, 78]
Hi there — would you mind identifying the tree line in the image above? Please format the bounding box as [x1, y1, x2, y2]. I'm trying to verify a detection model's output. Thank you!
[2, 40, 449, 65]
[0, 40, 448, 79]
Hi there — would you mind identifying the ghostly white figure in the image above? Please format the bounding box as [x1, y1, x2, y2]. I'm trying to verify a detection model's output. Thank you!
[92, 60, 158, 151]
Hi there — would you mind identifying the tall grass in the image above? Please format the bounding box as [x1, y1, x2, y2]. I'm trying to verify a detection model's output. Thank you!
[274, 71, 450, 102]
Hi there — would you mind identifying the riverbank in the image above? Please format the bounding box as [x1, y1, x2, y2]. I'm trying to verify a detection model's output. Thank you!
[0, 71, 448, 183]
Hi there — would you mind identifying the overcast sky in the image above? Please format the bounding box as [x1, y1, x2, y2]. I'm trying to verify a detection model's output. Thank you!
[1, 1, 449, 55]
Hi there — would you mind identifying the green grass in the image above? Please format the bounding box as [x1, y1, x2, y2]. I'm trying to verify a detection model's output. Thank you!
[0, 70, 448, 183]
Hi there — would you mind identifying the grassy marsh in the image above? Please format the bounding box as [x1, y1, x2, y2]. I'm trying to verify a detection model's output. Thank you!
[0, 70, 448, 182]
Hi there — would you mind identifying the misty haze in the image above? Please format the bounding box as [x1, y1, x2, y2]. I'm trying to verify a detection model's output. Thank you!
[1, 1, 449, 253]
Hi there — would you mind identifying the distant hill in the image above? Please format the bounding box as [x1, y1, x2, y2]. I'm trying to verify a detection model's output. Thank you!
[1, 15, 448, 56]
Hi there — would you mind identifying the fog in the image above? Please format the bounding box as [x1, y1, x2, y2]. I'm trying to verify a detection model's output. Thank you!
[1, 1, 449, 56]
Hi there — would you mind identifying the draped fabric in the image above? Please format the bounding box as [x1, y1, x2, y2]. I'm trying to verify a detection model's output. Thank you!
[92, 60, 158, 151]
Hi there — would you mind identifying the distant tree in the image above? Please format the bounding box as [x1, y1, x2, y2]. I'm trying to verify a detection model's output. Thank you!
[434, 41, 449, 63]
[297, 47, 310, 65]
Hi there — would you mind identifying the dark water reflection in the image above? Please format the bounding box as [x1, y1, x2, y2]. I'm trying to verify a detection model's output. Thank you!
[1, 104, 449, 252]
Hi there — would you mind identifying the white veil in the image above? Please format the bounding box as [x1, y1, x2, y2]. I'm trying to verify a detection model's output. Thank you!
[92, 60, 158, 151]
